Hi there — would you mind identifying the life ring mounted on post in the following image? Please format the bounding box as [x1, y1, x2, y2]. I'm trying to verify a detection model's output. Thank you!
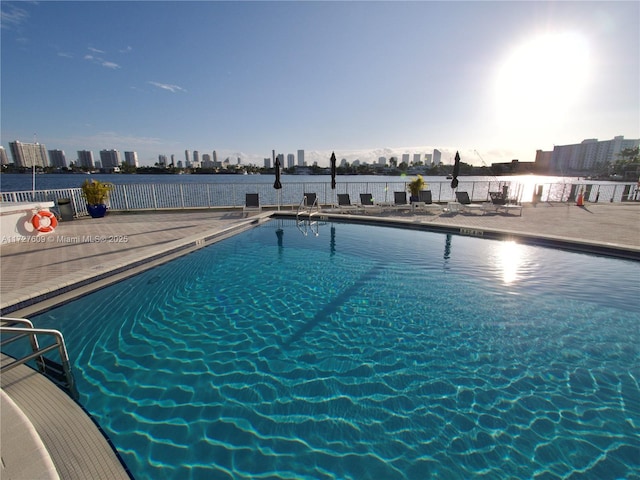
[31, 210, 58, 233]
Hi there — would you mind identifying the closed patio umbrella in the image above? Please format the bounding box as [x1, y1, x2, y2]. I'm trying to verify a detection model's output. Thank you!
[330, 152, 337, 190]
[330, 152, 337, 206]
[450, 151, 461, 190]
[273, 150, 282, 210]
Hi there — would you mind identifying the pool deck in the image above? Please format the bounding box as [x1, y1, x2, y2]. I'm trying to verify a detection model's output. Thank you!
[1, 202, 639, 479]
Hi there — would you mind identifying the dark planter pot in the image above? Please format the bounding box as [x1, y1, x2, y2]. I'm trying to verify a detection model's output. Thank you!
[409, 195, 420, 203]
[87, 203, 108, 218]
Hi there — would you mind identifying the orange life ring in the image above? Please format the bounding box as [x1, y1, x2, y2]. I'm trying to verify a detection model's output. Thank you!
[31, 210, 58, 233]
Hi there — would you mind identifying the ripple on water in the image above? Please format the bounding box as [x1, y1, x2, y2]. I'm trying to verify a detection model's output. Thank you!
[22, 221, 640, 480]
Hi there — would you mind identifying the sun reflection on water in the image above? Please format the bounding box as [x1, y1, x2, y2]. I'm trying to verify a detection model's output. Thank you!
[495, 241, 525, 284]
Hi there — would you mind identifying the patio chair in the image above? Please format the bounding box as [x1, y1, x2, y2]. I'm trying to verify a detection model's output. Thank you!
[303, 193, 317, 209]
[416, 190, 442, 214]
[390, 191, 411, 213]
[243, 193, 261, 216]
[359, 193, 383, 214]
[455, 191, 485, 214]
[337, 193, 359, 213]
[487, 191, 522, 216]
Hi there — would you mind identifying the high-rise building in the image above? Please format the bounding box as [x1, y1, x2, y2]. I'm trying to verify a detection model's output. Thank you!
[264, 158, 271, 169]
[48, 149, 67, 168]
[287, 153, 295, 169]
[158, 154, 168, 167]
[0, 146, 9, 165]
[9, 141, 48, 168]
[549, 135, 640, 174]
[124, 151, 139, 167]
[433, 149, 442, 166]
[402, 153, 410, 165]
[201, 154, 214, 169]
[100, 149, 121, 168]
[297, 149, 305, 167]
[193, 151, 200, 164]
[413, 153, 421, 165]
[77, 150, 95, 169]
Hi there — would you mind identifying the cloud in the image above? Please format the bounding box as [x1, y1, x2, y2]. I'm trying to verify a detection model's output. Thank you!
[148, 81, 187, 93]
[101, 61, 121, 69]
[0, 3, 29, 29]
[84, 50, 120, 69]
[119, 46, 133, 53]
[57, 51, 73, 58]
[88, 47, 105, 54]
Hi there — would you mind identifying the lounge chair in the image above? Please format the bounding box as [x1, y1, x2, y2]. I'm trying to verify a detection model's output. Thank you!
[415, 190, 442, 214]
[359, 193, 383, 214]
[303, 193, 317, 209]
[455, 191, 485, 214]
[243, 193, 261, 216]
[487, 191, 523, 216]
[390, 191, 411, 213]
[337, 193, 359, 213]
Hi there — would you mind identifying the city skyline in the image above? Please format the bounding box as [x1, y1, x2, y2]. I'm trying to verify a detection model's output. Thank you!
[1, 1, 638, 168]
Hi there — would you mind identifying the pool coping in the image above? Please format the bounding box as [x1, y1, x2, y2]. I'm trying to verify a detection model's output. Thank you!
[0, 214, 271, 317]
[280, 211, 640, 261]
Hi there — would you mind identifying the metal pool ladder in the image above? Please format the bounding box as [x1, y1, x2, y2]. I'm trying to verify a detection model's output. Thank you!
[296, 194, 321, 236]
[1, 316, 77, 398]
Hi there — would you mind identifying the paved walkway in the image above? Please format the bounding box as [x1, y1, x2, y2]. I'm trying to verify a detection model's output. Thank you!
[0, 202, 638, 479]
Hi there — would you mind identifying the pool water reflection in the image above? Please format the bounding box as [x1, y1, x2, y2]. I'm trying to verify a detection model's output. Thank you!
[29, 220, 640, 479]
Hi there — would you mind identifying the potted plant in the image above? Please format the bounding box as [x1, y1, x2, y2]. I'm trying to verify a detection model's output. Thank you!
[407, 175, 426, 202]
[81, 179, 114, 218]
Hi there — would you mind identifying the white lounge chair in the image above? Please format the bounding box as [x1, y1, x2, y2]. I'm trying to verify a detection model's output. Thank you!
[486, 191, 523, 216]
[455, 191, 485, 214]
[415, 190, 442, 214]
[337, 193, 359, 213]
[359, 193, 383, 214]
[389, 191, 411, 213]
[243, 193, 261, 216]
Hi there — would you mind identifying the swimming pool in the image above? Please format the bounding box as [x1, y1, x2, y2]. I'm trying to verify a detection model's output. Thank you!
[27, 219, 640, 479]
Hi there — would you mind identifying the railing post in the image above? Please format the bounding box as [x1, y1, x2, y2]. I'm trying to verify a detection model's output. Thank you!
[152, 184, 158, 210]
[123, 184, 129, 210]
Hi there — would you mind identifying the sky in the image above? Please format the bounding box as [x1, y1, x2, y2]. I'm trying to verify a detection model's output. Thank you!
[1, 1, 638, 168]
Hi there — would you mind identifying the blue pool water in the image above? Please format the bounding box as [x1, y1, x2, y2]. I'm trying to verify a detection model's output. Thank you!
[26, 220, 640, 479]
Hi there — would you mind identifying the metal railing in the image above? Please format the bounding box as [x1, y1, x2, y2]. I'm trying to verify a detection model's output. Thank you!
[2, 180, 638, 218]
[1, 316, 76, 398]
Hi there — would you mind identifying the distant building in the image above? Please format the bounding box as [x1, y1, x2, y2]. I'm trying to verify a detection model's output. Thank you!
[401, 153, 410, 165]
[158, 154, 168, 167]
[378, 157, 386, 166]
[193, 151, 199, 164]
[433, 149, 442, 166]
[77, 150, 95, 169]
[100, 149, 121, 168]
[413, 153, 421, 165]
[9, 141, 48, 168]
[201, 154, 214, 169]
[534, 150, 553, 172]
[286, 153, 295, 169]
[48, 149, 67, 168]
[0, 146, 8, 165]
[548, 135, 640, 174]
[297, 149, 305, 167]
[185, 149, 191, 167]
[425, 153, 433, 165]
[264, 157, 271, 169]
[124, 151, 139, 167]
